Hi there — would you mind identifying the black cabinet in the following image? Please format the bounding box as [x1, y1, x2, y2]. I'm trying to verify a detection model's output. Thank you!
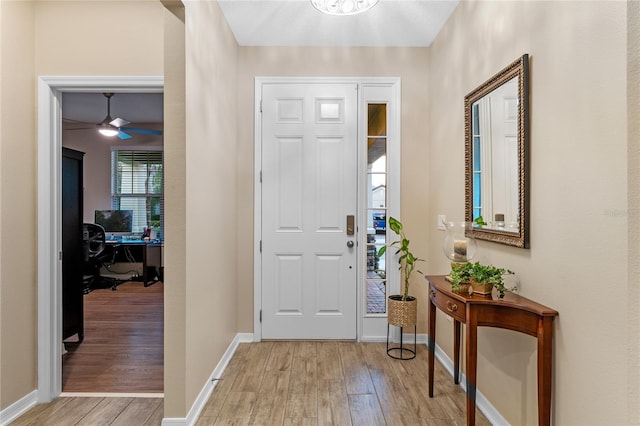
[62, 148, 84, 341]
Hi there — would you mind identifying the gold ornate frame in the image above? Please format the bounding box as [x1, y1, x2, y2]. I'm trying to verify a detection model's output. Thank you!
[464, 54, 530, 248]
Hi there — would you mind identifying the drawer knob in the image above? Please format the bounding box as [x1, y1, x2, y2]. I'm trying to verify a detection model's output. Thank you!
[446, 300, 458, 312]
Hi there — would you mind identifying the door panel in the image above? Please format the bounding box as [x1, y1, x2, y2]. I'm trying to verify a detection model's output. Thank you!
[261, 83, 357, 339]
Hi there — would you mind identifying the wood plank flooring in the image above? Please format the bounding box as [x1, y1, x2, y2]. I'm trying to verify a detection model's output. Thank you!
[196, 341, 491, 425]
[17, 285, 493, 426]
[14, 341, 491, 425]
[62, 281, 164, 393]
[10, 397, 163, 426]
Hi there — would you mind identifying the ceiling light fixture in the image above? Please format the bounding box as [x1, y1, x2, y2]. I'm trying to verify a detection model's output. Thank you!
[311, 0, 378, 16]
[97, 93, 119, 137]
[97, 122, 119, 137]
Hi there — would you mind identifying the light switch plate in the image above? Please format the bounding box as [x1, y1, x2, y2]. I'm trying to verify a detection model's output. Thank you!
[437, 214, 447, 231]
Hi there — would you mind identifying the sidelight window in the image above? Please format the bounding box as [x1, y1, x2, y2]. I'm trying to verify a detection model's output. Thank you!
[366, 103, 388, 314]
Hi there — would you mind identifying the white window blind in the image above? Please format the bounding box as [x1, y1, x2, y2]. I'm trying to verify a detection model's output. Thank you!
[111, 150, 164, 237]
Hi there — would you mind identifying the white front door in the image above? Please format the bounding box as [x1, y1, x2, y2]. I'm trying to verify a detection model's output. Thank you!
[260, 82, 358, 339]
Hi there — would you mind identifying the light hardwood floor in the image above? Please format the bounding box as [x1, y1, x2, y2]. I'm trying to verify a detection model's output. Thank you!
[10, 397, 163, 426]
[15, 340, 491, 425]
[12, 341, 490, 425]
[196, 341, 490, 425]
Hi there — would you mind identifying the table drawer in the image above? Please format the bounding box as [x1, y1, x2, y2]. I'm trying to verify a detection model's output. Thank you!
[431, 286, 466, 322]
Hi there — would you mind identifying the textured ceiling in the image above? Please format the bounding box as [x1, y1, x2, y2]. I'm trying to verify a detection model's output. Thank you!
[218, 0, 459, 47]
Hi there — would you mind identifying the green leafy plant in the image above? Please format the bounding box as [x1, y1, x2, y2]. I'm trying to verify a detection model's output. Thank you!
[474, 215, 487, 227]
[377, 217, 424, 301]
[449, 261, 515, 297]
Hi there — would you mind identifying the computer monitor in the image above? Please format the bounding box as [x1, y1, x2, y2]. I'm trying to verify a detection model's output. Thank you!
[94, 210, 133, 235]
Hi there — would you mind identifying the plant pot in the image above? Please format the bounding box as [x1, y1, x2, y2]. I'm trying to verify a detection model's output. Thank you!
[387, 295, 417, 327]
[470, 279, 493, 295]
[452, 282, 472, 295]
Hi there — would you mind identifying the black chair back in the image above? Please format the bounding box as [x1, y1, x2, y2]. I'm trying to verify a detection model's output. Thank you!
[83, 223, 106, 261]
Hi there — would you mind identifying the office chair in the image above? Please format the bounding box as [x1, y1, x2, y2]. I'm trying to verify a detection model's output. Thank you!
[83, 223, 121, 292]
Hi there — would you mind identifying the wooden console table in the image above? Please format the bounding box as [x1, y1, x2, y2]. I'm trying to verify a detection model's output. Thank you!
[426, 275, 558, 426]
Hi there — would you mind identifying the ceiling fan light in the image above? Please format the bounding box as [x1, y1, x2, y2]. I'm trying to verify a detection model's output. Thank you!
[311, 0, 377, 15]
[97, 122, 119, 137]
[98, 128, 119, 137]
[96, 93, 119, 137]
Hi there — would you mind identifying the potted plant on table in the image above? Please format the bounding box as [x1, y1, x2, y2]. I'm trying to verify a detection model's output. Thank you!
[378, 217, 425, 328]
[449, 261, 515, 297]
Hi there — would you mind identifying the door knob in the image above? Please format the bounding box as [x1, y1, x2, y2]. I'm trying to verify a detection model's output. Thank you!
[347, 240, 354, 248]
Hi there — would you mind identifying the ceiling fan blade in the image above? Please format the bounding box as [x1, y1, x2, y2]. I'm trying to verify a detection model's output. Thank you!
[117, 130, 133, 140]
[120, 127, 163, 136]
[110, 117, 130, 128]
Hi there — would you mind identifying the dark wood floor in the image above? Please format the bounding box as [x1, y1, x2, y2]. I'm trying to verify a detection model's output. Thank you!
[62, 281, 164, 393]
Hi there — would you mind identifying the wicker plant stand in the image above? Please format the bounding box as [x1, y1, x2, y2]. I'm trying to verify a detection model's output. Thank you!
[386, 295, 417, 360]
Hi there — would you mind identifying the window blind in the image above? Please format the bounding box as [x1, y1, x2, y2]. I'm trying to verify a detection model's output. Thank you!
[111, 150, 164, 238]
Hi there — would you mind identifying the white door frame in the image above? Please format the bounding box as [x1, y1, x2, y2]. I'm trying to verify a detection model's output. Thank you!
[253, 77, 401, 342]
[36, 76, 163, 402]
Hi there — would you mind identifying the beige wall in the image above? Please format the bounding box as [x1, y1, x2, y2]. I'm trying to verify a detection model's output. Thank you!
[0, 0, 239, 418]
[428, 1, 634, 424]
[236, 47, 431, 332]
[628, 1, 640, 421]
[0, 0, 36, 409]
[162, 1, 188, 418]
[34, 1, 164, 75]
[0, 0, 165, 413]
[181, 0, 240, 416]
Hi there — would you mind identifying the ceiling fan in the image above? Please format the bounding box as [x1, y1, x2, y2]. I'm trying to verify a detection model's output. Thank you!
[64, 93, 163, 140]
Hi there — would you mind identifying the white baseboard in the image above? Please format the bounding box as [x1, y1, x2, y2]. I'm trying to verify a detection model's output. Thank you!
[432, 341, 509, 426]
[161, 333, 254, 426]
[0, 390, 38, 426]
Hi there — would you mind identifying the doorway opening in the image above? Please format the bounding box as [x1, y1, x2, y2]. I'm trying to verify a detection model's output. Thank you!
[37, 76, 164, 402]
[60, 91, 164, 394]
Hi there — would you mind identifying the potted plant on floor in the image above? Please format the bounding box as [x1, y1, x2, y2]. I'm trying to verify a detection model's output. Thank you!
[378, 217, 425, 328]
[449, 261, 515, 297]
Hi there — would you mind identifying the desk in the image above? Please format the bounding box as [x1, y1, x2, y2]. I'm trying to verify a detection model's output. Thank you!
[426, 275, 558, 426]
[105, 240, 163, 286]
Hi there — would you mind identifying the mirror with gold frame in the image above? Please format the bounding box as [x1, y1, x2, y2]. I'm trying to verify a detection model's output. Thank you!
[464, 54, 529, 248]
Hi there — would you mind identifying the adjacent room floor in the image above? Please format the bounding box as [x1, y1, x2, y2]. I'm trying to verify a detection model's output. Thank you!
[62, 281, 164, 393]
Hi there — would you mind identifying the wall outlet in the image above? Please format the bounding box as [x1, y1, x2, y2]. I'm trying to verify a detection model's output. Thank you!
[437, 214, 447, 231]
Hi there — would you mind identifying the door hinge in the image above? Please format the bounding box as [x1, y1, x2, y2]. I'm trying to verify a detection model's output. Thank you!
[260, 170, 262, 183]
[259, 240, 262, 253]
[260, 99, 263, 113]
[260, 309, 262, 323]
[59, 251, 63, 261]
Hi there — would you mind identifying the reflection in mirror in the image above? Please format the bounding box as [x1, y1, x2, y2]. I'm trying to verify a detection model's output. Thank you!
[472, 76, 519, 232]
[465, 54, 529, 248]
